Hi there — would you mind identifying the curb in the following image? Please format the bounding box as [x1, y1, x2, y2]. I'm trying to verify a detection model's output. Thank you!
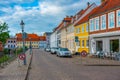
[25, 52, 33, 80]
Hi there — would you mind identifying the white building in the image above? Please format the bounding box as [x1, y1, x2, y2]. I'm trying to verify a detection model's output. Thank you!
[50, 31, 57, 48]
[5, 38, 17, 49]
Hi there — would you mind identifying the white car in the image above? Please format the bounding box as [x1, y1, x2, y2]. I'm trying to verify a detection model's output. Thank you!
[45, 48, 51, 52]
[56, 48, 72, 57]
[50, 47, 58, 54]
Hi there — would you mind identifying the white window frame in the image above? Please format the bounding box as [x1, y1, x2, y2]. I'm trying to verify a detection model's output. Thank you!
[101, 14, 106, 30]
[108, 11, 115, 29]
[95, 17, 100, 31]
[89, 19, 92, 32]
[86, 23, 88, 32]
[86, 40, 89, 48]
[116, 9, 120, 27]
[82, 40, 84, 48]
[82, 25, 84, 33]
[89, 19, 94, 32]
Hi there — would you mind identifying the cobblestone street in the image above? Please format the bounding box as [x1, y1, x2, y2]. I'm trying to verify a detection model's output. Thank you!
[28, 49, 120, 80]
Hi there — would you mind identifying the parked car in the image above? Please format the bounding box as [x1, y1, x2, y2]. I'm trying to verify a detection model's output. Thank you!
[50, 47, 58, 54]
[56, 48, 72, 57]
[45, 47, 51, 52]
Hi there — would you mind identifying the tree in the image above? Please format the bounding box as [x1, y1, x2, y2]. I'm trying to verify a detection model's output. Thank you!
[0, 22, 10, 44]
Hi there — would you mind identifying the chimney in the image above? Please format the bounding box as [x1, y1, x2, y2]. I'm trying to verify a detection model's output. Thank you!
[70, 15, 73, 18]
[87, 2, 90, 7]
[66, 15, 69, 18]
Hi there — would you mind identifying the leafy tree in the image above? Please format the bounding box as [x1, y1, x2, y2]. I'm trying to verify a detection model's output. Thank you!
[0, 22, 10, 44]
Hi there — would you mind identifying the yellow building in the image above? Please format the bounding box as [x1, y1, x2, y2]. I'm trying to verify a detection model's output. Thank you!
[16, 33, 40, 49]
[74, 22, 89, 53]
[74, 3, 96, 54]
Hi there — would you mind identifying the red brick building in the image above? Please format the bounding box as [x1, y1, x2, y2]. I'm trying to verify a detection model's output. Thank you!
[89, 0, 120, 54]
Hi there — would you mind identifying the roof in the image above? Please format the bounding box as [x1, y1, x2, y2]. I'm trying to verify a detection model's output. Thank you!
[39, 36, 46, 41]
[54, 16, 72, 31]
[73, 3, 96, 25]
[75, 7, 98, 26]
[16, 33, 43, 41]
[90, 0, 120, 17]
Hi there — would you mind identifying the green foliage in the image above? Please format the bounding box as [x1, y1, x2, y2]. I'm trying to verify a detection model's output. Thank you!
[16, 48, 23, 54]
[0, 22, 10, 44]
[0, 55, 9, 64]
[3, 48, 9, 54]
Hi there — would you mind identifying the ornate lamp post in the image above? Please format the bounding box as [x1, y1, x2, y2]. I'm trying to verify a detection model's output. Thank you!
[20, 20, 27, 65]
[29, 38, 32, 55]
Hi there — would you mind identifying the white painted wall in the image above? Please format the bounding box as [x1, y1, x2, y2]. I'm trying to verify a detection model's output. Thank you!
[50, 31, 57, 48]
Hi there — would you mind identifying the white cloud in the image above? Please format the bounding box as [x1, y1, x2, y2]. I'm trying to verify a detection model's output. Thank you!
[0, 0, 100, 36]
[39, 2, 64, 16]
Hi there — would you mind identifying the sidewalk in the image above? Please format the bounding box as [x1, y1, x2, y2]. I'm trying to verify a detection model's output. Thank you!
[0, 50, 32, 80]
[72, 56, 120, 65]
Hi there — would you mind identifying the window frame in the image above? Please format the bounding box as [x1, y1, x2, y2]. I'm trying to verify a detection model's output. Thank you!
[108, 11, 115, 29]
[116, 9, 120, 27]
[95, 17, 100, 31]
[101, 14, 106, 30]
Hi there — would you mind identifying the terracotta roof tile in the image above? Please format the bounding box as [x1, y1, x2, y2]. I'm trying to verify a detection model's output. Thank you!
[16, 33, 43, 41]
[75, 7, 98, 26]
[91, 0, 120, 17]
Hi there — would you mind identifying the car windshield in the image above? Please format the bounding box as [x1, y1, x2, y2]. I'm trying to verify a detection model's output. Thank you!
[60, 48, 69, 51]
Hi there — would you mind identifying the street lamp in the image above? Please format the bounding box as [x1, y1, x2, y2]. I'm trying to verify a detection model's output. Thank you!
[29, 38, 32, 55]
[20, 20, 27, 65]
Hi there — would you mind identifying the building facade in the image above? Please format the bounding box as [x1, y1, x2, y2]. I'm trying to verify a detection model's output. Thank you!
[16, 33, 40, 49]
[74, 3, 97, 54]
[50, 30, 57, 48]
[39, 36, 46, 48]
[5, 38, 17, 49]
[89, 0, 120, 54]
[43, 32, 52, 48]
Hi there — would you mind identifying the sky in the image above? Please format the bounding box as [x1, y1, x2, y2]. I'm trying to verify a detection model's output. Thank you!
[0, 0, 100, 36]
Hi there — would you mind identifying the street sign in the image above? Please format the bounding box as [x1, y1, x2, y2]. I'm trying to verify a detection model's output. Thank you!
[18, 54, 26, 60]
[81, 50, 87, 57]
[75, 36, 79, 42]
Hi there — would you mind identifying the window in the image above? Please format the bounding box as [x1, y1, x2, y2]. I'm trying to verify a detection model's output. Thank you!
[110, 39, 119, 52]
[82, 26, 84, 33]
[96, 41, 103, 51]
[76, 28, 80, 34]
[86, 23, 88, 32]
[8, 41, 10, 43]
[101, 14, 106, 30]
[108, 12, 115, 28]
[76, 40, 80, 46]
[90, 19, 94, 31]
[95, 17, 99, 30]
[116, 10, 120, 27]
[82, 40, 84, 47]
[86, 40, 89, 47]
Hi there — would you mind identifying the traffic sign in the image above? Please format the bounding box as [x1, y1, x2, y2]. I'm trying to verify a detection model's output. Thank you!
[75, 36, 79, 42]
[81, 50, 87, 57]
[18, 54, 26, 60]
